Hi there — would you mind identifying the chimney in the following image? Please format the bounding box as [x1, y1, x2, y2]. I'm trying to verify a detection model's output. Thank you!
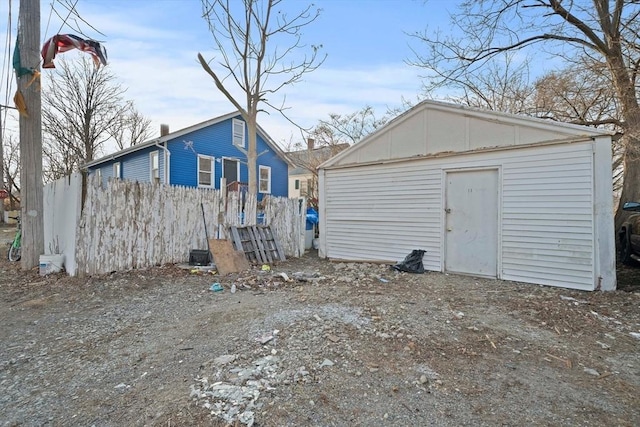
[307, 138, 315, 151]
[160, 124, 170, 136]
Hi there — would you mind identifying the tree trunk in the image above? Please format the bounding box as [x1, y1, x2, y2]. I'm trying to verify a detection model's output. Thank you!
[18, 0, 44, 269]
[605, 45, 640, 230]
[247, 116, 258, 196]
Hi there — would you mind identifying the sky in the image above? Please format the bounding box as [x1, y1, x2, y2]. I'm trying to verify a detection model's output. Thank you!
[0, 0, 456, 153]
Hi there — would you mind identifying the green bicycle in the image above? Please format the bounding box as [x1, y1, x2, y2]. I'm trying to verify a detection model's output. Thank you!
[7, 215, 21, 262]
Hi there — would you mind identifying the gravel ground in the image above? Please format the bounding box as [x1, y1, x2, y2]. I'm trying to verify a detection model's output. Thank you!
[1, 228, 639, 426]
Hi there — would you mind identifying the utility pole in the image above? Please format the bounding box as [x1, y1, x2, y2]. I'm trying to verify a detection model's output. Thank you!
[0, 106, 5, 224]
[18, 0, 44, 269]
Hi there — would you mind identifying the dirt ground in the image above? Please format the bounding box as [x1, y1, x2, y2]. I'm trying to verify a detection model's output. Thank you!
[1, 226, 639, 426]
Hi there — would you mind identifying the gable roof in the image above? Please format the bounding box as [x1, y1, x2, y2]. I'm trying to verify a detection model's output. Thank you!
[287, 143, 350, 175]
[84, 111, 293, 168]
[320, 99, 614, 169]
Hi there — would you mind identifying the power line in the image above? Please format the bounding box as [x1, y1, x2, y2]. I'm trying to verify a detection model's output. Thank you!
[53, 0, 107, 39]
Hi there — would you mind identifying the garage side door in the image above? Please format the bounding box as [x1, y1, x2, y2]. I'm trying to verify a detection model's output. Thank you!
[445, 169, 499, 277]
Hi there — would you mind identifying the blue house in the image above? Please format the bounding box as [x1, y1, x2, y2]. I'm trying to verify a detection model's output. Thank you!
[85, 112, 291, 199]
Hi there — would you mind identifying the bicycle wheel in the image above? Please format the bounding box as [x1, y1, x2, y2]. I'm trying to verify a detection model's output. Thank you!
[7, 245, 21, 262]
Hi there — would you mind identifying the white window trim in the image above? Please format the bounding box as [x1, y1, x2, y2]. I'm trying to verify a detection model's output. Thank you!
[95, 168, 102, 181]
[198, 154, 215, 188]
[232, 118, 246, 148]
[113, 162, 121, 179]
[150, 151, 160, 183]
[259, 165, 271, 194]
[222, 157, 241, 183]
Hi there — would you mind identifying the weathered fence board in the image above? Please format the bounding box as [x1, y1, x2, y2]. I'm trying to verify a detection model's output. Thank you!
[75, 176, 306, 275]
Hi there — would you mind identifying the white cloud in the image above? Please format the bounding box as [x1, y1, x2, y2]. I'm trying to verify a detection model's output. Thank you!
[124, 60, 423, 146]
[0, 1, 425, 153]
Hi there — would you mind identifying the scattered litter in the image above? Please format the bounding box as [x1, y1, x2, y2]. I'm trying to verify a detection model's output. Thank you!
[255, 330, 279, 345]
[277, 272, 292, 282]
[560, 295, 588, 304]
[326, 334, 340, 343]
[546, 353, 572, 368]
[319, 359, 334, 368]
[231, 284, 237, 294]
[485, 334, 496, 349]
[292, 271, 324, 282]
[583, 367, 600, 376]
[378, 277, 389, 283]
[391, 249, 426, 274]
[596, 341, 611, 349]
[630, 332, 640, 340]
[114, 383, 130, 390]
[214, 354, 237, 365]
[210, 283, 224, 292]
[261, 264, 271, 272]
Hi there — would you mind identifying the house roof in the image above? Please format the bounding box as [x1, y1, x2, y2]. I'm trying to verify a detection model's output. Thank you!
[287, 144, 350, 175]
[320, 99, 614, 169]
[84, 111, 293, 168]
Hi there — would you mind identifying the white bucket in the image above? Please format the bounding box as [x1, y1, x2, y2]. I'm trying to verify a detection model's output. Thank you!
[39, 254, 65, 276]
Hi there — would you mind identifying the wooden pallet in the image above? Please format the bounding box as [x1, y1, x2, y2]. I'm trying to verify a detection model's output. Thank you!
[229, 225, 286, 264]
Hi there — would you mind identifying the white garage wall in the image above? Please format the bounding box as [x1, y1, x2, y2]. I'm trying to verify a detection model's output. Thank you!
[500, 143, 594, 289]
[324, 162, 442, 268]
[322, 140, 600, 290]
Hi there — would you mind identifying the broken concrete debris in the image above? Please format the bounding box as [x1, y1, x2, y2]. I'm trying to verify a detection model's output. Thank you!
[190, 303, 443, 426]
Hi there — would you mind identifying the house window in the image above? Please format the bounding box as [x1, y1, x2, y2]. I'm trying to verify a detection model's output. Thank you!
[150, 151, 160, 183]
[95, 168, 102, 182]
[233, 118, 245, 148]
[259, 165, 271, 193]
[198, 155, 214, 187]
[113, 162, 121, 179]
[294, 179, 300, 190]
[300, 179, 308, 196]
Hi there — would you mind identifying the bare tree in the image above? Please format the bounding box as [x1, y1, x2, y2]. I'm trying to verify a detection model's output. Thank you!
[108, 103, 154, 151]
[309, 106, 390, 147]
[2, 134, 21, 210]
[198, 0, 324, 195]
[533, 57, 625, 193]
[410, 0, 640, 225]
[534, 57, 620, 127]
[42, 57, 151, 179]
[439, 52, 536, 115]
[285, 106, 391, 206]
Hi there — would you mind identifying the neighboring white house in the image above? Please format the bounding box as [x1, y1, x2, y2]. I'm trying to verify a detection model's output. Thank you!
[318, 100, 616, 291]
[287, 139, 349, 201]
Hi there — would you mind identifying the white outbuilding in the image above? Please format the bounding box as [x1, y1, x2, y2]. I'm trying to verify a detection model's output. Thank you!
[318, 100, 616, 291]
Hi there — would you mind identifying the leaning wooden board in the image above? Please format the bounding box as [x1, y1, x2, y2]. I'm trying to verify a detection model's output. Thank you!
[208, 239, 250, 275]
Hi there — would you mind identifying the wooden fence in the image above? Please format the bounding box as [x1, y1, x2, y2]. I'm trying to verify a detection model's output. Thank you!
[75, 176, 306, 276]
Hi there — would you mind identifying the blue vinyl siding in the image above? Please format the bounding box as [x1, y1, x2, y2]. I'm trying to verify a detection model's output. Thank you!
[86, 114, 287, 199]
[167, 116, 288, 198]
[88, 146, 165, 184]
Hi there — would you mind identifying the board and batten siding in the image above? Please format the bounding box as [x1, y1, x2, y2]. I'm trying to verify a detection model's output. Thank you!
[322, 140, 599, 290]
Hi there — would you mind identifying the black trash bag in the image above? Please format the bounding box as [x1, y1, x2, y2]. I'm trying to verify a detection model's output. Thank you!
[391, 249, 426, 274]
